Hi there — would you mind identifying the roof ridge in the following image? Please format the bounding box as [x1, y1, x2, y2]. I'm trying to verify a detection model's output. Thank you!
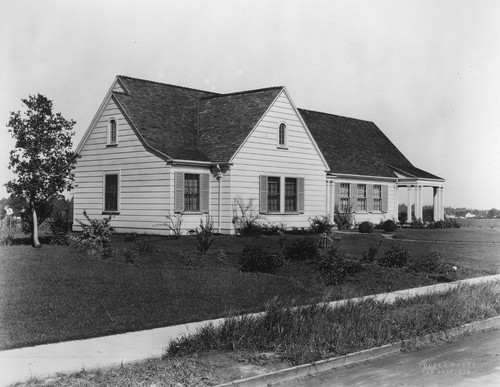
[117, 75, 220, 96]
[200, 86, 283, 101]
[298, 107, 374, 124]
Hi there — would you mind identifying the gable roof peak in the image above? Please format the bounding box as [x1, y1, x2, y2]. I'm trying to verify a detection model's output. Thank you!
[116, 75, 221, 96]
[200, 85, 284, 101]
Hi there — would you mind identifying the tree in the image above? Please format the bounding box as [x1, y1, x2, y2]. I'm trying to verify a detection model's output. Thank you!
[5, 94, 78, 247]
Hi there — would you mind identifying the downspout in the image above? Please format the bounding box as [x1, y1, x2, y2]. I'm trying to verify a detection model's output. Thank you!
[216, 164, 223, 233]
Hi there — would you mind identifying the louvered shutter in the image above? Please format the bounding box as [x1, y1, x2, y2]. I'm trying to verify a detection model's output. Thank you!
[260, 176, 268, 214]
[200, 173, 210, 213]
[350, 183, 357, 212]
[297, 177, 305, 213]
[174, 172, 184, 213]
[382, 185, 389, 213]
[334, 182, 340, 211]
[367, 184, 374, 212]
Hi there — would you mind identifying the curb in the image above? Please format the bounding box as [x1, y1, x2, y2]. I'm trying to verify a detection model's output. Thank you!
[215, 315, 500, 387]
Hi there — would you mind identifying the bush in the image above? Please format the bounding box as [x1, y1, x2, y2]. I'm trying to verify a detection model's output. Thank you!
[309, 215, 334, 234]
[49, 210, 72, 245]
[409, 218, 424, 229]
[378, 246, 410, 268]
[282, 239, 319, 261]
[407, 250, 445, 274]
[195, 215, 215, 255]
[358, 221, 373, 234]
[383, 219, 397, 232]
[362, 241, 382, 262]
[239, 245, 284, 274]
[71, 211, 114, 259]
[0, 230, 15, 246]
[427, 218, 461, 229]
[398, 211, 408, 224]
[334, 205, 353, 230]
[315, 247, 363, 285]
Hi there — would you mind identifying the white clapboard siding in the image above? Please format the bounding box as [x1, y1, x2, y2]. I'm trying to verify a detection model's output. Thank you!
[229, 90, 326, 231]
[73, 98, 171, 234]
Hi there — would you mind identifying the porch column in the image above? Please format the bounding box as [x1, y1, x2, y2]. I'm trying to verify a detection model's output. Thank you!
[439, 187, 445, 220]
[415, 185, 423, 220]
[325, 181, 330, 218]
[394, 184, 399, 221]
[433, 187, 439, 221]
[407, 185, 413, 221]
[329, 181, 335, 219]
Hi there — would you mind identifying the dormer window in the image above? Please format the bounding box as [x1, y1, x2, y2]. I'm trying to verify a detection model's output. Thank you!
[278, 122, 287, 148]
[108, 119, 117, 145]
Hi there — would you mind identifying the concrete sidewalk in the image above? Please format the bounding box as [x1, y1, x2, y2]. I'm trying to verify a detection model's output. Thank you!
[1, 274, 499, 387]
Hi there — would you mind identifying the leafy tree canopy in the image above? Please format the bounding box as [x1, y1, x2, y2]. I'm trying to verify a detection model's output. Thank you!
[5, 94, 78, 245]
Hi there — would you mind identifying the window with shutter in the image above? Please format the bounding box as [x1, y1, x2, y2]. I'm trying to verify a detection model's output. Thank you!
[174, 172, 210, 213]
[268, 177, 280, 212]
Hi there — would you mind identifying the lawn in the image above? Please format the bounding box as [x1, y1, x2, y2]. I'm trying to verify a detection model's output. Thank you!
[0, 227, 499, 351]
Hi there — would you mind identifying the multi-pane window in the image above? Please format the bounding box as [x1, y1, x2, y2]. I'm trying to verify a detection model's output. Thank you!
[285, 178, 297, 212]
[109, 119, 117, 144]
[340, 183, 350, 211]
[278, 123, 286, 147]
[104, 174, 118, 212]
[268, 177, 281, 212]
[184, 174, 200, 211]
[373, 185, 382, 211]
[357, 184, 367, 211]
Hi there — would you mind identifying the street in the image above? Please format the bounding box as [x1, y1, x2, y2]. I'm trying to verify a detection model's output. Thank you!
[281, 327, 500, 386]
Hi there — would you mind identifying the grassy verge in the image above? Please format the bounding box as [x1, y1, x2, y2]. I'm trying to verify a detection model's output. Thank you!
[14, 281, 500, 387]
[165, 281, 500, 365]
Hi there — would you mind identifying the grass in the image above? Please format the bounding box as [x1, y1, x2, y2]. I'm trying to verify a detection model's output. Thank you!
[0, 226, 499, 350]
[166, 281, 500, 365]
[13, 281, 500, 387]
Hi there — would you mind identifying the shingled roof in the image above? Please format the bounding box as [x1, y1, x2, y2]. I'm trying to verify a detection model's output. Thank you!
[110, 76, 442, 180]
[298, 108, 443, 180]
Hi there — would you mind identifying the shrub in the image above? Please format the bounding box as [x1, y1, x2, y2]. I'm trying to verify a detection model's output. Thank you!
[407, 250, 444, 274]
[49, 206, 72, 245]
[122, 248, 135, 264]
[195, 215, 215, 255]
[378, 246, 410, 268]
[334, 205, 353, 230]
[124, 233, 138, 242]
[239, 245, 284, 274]
[358, 221, 373, 234]
[362, 241, 382, 262]
[315, 247, 363, 285]
[398, 211, 408, 224]
[309, 215, 334, 234]
[137, 239, 153, 254]
[409, 218, 424, 229]
[427, 218, 461, 229]
[0, 230, 15, 246]
[71, 211, 114, 259]
[282, 238, 319, 261]
[383, 219, 397, 232]
[232, 198, 263, 237]
[155, 212, 184, 237]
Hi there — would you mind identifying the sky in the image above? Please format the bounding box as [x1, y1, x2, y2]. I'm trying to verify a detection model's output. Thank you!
[1, 0, 499, 209]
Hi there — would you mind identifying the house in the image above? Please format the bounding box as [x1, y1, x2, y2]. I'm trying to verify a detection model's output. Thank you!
[73, 75, 445, 235]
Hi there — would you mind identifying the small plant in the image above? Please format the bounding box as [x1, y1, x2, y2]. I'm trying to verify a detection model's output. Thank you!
[309, 215, 334, 234]
[239, 245, 284, 274]
[398, 211, 408, 225]
[195, 215, 215, 255]
[383, 219, 397, 232]
[71, 211, 114, 259]
[137, 239, 153, 254]
[122, 248, 136, 264]
[358, 221, 373, 234]
[378, 245, 410, 268]
[124, 233, 138, 242]
[0, 230, 15, 246]
[282, 238, 320, 261]
[216, 249, 228, 264]
[334, 205, 353, 230]
[362, 241, 382, 262]
[315, 247, 363, 285]
[232, 198, 264, 237]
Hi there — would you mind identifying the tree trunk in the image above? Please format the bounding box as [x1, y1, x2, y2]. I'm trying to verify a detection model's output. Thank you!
[32, 207, 41, 247]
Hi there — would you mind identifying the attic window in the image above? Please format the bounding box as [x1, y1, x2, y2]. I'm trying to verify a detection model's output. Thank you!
[278, 123, 287, 148]
[108, 119, 117, 145]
